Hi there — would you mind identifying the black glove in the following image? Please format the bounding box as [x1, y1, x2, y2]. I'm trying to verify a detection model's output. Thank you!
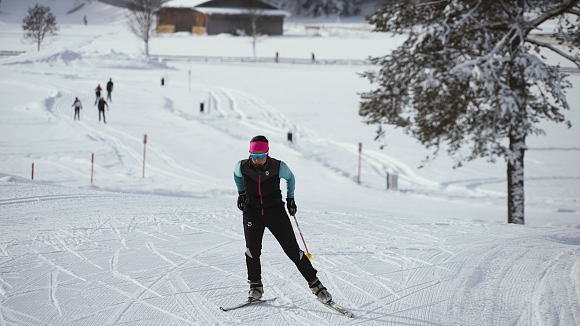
[287, 198, 297, 216]
[237, 191, 246, 211]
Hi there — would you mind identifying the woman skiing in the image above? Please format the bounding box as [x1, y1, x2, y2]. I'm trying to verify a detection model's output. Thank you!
[233, 135, 332, 303]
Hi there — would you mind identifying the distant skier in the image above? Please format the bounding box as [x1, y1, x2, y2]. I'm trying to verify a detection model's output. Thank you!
[311, 52, 315, 63]
[234, 135, 333, 304]
[94, 84, 102, 105]
[83, 15, 87, 25]
[97, 97, 108, 124]
[106, 78, 113, 102]
[72, 97, 82, 121]
[275, 51, 279, 63]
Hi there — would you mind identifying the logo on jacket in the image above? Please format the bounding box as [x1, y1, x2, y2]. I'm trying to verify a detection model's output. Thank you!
[247, 222, 252, 228]
[265, 171, 270, 176]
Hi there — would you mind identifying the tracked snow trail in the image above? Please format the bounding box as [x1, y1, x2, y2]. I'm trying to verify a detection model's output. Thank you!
[0, 181, 578, 325]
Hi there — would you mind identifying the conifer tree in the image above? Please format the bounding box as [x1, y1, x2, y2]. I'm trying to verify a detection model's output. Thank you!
[360, 0, 580, 224]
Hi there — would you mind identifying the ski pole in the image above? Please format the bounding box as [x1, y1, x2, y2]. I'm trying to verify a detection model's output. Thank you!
[292, 214, 312, 259]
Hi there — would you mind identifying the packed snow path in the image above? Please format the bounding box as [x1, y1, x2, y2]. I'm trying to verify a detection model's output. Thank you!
[0, 181, 578, 325]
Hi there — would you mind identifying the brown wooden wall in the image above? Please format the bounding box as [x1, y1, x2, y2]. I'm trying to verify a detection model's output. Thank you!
[157, 8, 206, 33]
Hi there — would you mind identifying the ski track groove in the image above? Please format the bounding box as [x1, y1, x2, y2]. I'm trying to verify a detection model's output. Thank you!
[171, 274, 225, 325]
[109, 240, 237, 325]
[49, 84, 221, 189]
[49, 270, 63, 317]
[53, 232, 104, 270]
[263, 273, 326, 326]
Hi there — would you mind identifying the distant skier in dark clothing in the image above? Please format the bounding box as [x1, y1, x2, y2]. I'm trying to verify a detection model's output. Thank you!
[72, 97, 82, 121]
[106, 78, 113, 102]
[83, 15, 87, 25]
[97, 97, 108, 124]
[234, 135, 333, 304]
[311, 52, 315, 63]
[94, 84, 102, 105]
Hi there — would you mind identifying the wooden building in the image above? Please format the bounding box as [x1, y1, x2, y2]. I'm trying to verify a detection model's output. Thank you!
[157, 0, 290, 36]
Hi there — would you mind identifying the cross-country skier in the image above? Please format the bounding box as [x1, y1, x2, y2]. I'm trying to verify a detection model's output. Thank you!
[94, 84, 102, 105]
[106, 78, 113, 102]
[97, 97, 108, 124]
[233, 135, 333, 303]
[72, 97, 82, 121]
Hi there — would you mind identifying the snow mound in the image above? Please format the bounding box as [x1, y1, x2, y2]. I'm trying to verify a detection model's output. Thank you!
[40, 50, 84, 64]
[6, 49, 168, 70]
[84, 49, 169, 69]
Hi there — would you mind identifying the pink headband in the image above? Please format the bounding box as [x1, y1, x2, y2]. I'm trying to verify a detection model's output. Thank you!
[249, 141, 269, 153]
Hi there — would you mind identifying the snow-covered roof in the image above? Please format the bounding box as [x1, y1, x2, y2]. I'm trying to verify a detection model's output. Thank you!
[161, 0, 209, 8]
[194, 7, 291, 17]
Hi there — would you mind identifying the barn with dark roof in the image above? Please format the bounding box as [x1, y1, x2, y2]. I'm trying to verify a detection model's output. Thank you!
[157, 0, 290, 35]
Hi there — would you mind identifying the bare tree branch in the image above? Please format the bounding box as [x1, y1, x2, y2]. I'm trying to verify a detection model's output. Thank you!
[22, 4, 59, 51]
[126, 0, 160, 56]
[528, 0, 580, 31]
[526, 37, 580, 69]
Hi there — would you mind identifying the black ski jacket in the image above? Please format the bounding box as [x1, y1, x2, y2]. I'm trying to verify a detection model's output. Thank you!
[240, 157, 283, 214]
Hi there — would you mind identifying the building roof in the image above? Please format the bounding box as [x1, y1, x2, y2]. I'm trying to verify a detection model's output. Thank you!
[194, 7, 291, 17]
[161, 0, 210, 8]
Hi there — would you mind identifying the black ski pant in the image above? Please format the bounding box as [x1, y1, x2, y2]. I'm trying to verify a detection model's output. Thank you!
[98, 108, 106, 123]
[243, 204, 317, 283]
[74, 108, 80, 120]
[107, 91, 112, 102]
[95, 91, 101, 104]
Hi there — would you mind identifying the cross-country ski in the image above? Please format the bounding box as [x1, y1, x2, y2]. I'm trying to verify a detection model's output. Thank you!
[220, 297, 277, 312]
[321, 300, 354, 318]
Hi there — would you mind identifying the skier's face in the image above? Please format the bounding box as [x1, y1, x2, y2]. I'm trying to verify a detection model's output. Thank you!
[250, 151, 267, 166]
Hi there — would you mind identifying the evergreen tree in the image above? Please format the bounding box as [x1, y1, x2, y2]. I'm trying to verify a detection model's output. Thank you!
[360, 0, 580, 224]
[21, 4, 59, 51]
[300, 0, 361, 17]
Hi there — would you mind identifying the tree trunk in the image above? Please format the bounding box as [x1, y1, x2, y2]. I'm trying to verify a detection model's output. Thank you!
[507, 135, 525, 224]
[145, 39, 149, 56]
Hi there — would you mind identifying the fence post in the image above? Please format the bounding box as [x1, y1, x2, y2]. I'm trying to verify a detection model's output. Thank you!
[143, 134, 147, 178]
[357, 142, 362, 184]
[188, 70, 191, 92]
[91, 153, 94, 184]
[32, 163, 34, 180]
[387, 173, 398, 190]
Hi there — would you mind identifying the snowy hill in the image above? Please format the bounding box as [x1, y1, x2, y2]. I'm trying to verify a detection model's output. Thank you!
[0, 1, 579, 325]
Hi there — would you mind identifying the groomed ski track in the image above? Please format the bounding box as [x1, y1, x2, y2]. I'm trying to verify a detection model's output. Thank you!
[1, 182, 579, 325]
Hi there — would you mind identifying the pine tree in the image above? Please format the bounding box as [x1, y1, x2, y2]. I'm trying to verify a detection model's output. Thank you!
[360, 0, 580, 224]
[21, 4, 59, 51]
[300, 0, 361, 17]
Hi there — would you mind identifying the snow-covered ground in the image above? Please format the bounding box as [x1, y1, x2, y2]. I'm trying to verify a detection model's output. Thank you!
[1, 1, 579, 325]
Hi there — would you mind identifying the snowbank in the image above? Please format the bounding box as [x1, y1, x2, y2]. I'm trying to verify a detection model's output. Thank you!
[3, 48, 168, 69]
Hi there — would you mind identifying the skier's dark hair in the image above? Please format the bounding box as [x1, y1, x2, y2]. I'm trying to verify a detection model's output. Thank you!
[250, 135, 268, 144]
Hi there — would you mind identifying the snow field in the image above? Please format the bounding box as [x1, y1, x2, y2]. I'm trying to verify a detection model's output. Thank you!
[1, 181, 579, 325]
[1, 1, 580, 325]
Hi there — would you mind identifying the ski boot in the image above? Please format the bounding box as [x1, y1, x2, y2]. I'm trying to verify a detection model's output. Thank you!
[248, 280, 263, 301]
[308, 277, 332, 304]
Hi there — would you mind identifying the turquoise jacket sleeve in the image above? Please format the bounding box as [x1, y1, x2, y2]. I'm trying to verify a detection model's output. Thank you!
[279, 161, 295, 198]
[233, 160, 245, 193]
